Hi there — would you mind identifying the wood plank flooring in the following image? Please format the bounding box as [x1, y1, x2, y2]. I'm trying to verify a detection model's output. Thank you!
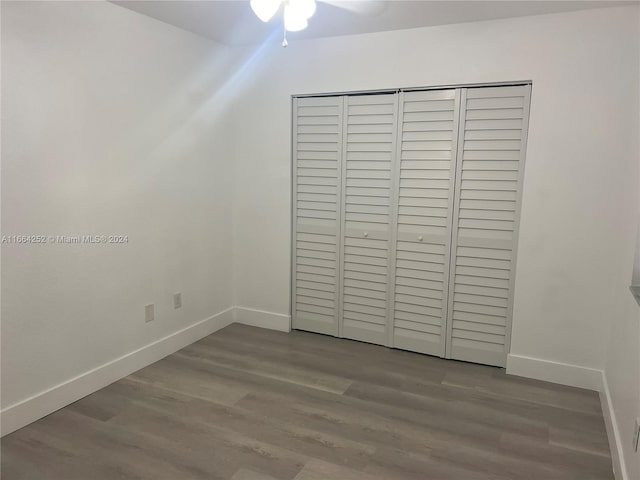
[1, 324, 613, 479]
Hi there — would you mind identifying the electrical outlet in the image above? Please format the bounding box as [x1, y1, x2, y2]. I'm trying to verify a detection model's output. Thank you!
[145, 304, 154, 323]
[173, 292, 182, 309]
[633, 418, 640, 453]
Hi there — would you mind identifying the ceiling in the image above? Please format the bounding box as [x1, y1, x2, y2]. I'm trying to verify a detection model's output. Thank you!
[113, 0, 635, 46]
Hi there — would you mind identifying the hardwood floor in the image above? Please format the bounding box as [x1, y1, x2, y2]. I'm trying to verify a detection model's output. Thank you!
[1, 324, 613, 479]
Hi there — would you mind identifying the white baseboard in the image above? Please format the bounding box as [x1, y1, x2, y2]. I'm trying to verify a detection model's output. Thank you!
[600, 371, 628, 480]
[506, 354, 604, 391]
[1, 307, 235, 437]
[1, 305, 290, 436]
[234, 306, 291, 332]
[3, 309, 617, 452]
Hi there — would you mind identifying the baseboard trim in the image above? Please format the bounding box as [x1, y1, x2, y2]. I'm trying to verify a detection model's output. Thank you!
[1, 306, 235, 437]
[3, 310, 615, 447]
[234, 306, 291, 332]
[506, 354, 603, 391]
[600, 371, 628, 480]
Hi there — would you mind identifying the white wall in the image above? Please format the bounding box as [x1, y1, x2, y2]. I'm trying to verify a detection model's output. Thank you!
[1, 1, 235, 416]
[601, 8, 640, 478]
[231, 7, 640, 371]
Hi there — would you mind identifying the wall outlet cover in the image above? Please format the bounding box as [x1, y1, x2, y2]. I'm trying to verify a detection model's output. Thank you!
[145, 304, 154, 323]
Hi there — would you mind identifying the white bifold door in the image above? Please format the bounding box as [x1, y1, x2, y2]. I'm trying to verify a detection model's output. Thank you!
[446, 86, 531, 366]
[340, 94, 397, 345]
[292, 96, 343, 336]
[391, 89, 460, 357]
[292, 84, 531, 367]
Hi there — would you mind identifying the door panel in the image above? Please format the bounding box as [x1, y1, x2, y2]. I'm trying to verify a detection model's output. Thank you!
[340, 94, 398, 345]
[292, 96, 343, 335]
[391, 90, 461, 356]
[446, 85, 531, 367]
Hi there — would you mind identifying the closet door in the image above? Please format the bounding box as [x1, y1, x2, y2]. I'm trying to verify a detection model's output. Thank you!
[292, 96, 343, 336]
[446, 85, 531, 367]
[391, 90, 460, 356]
[340, 94, 398, 345]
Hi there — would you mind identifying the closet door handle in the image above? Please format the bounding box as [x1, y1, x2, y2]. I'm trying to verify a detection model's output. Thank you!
[418, 236, 423, 242]
[363, 232, 369, 237]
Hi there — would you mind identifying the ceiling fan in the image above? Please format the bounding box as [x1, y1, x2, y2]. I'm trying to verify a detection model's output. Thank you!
[250, 0, 385, 46]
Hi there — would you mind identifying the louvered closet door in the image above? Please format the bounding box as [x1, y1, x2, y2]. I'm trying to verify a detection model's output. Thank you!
[446, 85, 531, 367]
[340, 94, 398, 345]
[391, 90, 460, 356]
[292, 96, 343, 336]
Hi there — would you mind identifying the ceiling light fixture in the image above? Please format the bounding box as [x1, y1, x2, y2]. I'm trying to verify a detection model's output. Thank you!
[250, 0, 317, 46]
[250, 0, 282, 22]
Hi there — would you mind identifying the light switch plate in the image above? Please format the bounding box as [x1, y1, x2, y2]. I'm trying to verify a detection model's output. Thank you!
[173, 293, 182, 309]
[633, 418, 640, 453]
[145, 304, 154, 323]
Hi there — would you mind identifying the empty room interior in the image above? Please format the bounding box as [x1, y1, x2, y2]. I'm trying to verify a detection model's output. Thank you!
[2, 0, 640, 479]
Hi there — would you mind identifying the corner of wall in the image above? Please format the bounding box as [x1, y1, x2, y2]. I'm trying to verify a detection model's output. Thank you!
[1, 307, 235, 437]
[234, 306, 291, 332]
[600, 370, 629, 480]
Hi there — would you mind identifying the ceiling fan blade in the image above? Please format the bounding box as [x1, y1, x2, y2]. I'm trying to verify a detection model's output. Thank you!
[320, 0, 388, 16]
